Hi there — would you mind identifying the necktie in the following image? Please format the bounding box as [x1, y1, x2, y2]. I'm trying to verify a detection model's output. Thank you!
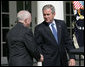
[51, 23, 58, 43]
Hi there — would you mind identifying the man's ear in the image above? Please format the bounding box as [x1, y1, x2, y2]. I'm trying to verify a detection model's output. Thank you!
[24, 19, 28, 23]
[54, 12, 56, 16]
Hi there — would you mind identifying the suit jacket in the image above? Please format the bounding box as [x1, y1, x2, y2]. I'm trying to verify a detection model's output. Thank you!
[34, 19, 75, 66]
[6, 22, 40, 66]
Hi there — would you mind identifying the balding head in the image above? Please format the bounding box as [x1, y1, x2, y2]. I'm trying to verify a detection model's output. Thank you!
[17, 10, 31, 27]
[17, 10, 31, 22]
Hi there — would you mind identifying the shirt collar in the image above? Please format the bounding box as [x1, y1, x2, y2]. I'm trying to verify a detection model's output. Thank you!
[49, 20, 56, 26]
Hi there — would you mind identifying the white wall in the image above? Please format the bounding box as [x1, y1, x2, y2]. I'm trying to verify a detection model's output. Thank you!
[37, 1, 64, 24]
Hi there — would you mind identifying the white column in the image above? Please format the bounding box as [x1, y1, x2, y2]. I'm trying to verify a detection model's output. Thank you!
[9, 1, 17, 29]
[31, 1, 37, 32]
[37, 1, 64, 24]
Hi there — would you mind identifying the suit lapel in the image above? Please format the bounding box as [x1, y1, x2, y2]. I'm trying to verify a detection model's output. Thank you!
[43, 21, 59, 45]
[55, 20, 61, 45]
[44, 23, 55, 40]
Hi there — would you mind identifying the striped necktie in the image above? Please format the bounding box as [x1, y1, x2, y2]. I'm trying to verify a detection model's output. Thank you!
[51, 23, 58, 43]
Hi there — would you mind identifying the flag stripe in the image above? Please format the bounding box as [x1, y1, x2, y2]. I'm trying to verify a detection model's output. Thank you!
[73, 1, 84, 10]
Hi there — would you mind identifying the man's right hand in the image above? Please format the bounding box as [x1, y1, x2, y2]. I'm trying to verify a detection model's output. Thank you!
[39, 54, 44, 62]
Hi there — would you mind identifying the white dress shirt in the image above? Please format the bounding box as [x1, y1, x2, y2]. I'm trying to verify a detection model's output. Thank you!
[49, 20, 58, 33]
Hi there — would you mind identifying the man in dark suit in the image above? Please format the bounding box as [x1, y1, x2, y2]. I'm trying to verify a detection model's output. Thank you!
[34, 4, 76, 66]
[6, 10, 44, 66]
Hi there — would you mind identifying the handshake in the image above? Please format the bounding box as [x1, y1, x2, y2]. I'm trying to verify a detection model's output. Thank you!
[39, 54, 44, 62]
[37, 54, 44, 66]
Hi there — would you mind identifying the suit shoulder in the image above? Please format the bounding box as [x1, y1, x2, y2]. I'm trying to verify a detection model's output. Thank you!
[55, 19, 66, 25]
[35, 22, 44, 29]
[55, 19, 65, 23]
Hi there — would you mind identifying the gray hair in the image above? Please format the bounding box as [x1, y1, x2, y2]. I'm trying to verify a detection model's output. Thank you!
[17, 10, 31, 21]
[42, 4, 55, 14]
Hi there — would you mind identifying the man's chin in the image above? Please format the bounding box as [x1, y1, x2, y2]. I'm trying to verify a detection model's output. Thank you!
[45, 21, 51, 23]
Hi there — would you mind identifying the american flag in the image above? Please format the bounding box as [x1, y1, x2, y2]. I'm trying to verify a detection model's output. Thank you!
[73, 1, 84, 10]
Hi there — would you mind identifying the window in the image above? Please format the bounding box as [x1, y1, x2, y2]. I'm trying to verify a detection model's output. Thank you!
[64, 1, 74, 38]
[1, 1, 10, 57]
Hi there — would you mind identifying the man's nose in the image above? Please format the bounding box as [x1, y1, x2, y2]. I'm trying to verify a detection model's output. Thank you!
[44, 15, 48, 18]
